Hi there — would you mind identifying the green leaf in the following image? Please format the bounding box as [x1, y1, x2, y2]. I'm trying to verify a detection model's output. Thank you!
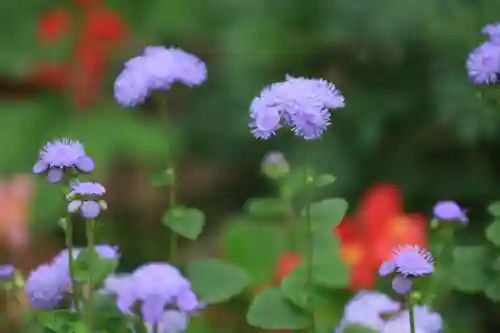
[246, 287, 309, 329]
[74, 249, 118, 285]
[486, 220, 500, 247]
[38, 310, 78, 332]
[303, 198, 348, 231]
[150, 169, 174, 187]
[451, 246, 490, 292]
[73, 322, 90, 333]
[488, 201, 500, 217]
[244, 197, 290, 217]
[314, 174, 336, 187]
[162, 207, 205, 240]
[224, 219, 287, 284]
[485, 277, 500, 301]
[342, 324, 379, 333]
[187, 259, 250, 303]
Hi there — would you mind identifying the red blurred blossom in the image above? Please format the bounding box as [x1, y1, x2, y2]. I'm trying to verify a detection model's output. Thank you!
[37, 9, 70, 45]
[274, 182, 427, 291]
[34, 5, 127, 109]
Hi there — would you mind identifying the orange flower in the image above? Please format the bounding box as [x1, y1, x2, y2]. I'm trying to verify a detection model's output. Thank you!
[274, 252, 301, 283]
[37, 9, 70, 44]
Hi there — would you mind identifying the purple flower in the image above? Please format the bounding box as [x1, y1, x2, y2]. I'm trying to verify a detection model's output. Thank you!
[146, 310, 189, 333]
[0, 265, 15, 279]
[433, 200, 468, 223]
[67, 181, 106, 219]
[382, 316, 426, 333]
[25, 263, 69, 309]
[379, 245, 434, 294]
[114, 46, 207, 108]
[109, 262, 203, 325]
[249, 75, 345, 140]
[32, 139, 94, 183]
[483, 22, 500, 44]
[336, 291, 401, 332]
[466, 42, 500, 84]
[389, 305, 443, 333]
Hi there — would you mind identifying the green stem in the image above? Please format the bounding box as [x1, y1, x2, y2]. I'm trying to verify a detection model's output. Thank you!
[168, 167, 178, 264]
[407, 296, 416, 333]
[85, 219, 96, 331]
[303, 162, 315, 333]
[65, 216, 80, 313]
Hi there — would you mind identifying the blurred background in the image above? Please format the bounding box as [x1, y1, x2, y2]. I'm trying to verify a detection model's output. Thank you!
[1, 0, 500, 332]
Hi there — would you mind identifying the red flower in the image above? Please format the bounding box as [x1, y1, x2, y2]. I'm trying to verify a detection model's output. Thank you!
[37, 9, 70, 44]
[273, 182, 427, 291]
[34, 5, 127, 109]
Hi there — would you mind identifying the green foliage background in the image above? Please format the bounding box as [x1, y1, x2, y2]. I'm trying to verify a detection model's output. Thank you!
[2, 0, 500, 332]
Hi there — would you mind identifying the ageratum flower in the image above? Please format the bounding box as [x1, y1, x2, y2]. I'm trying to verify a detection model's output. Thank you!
[249, 75, 345, 140]
[433, 200, 468, 224]
[67, 181, 106, 219]
[483, 22, 500, 44]
[146, 310, 189, 333]
[466, 42, 500, 84]
[32, 139, 94, 183]
[382, 316, 426, 333]
[389, 305, 443, 333]
[109, 262, 203, 326]
[0, 265, 15, 279]
[335, 291, 401, 332]
[379, 245, 434, 294]
[114, 46, 207, 107]
[25, 263, 69, 309]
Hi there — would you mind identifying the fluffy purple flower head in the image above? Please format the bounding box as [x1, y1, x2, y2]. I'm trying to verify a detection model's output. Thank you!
[25, 263, 69, 309]
[433, 200, 468, 224]
[249, 75, 345, 140]
[389, 305, 443, 333]
[482, 22, 500, 44]
[33, 139, 94, 183]
[114, 46, 207, 108]
[379, 244, 434, 294]
[382, 316, 426, 333]
[336, 291, 401, 332]
[114, 68, 150, 107]
[110, 262, 203, 325]
[67, 181, 107, 219]
[0, 264, 15, 279]
[466, 42, 500, 84]
[146, 310, 189, 333]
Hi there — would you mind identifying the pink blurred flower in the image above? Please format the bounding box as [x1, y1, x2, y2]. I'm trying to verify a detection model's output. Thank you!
[0, 175, 33, 249]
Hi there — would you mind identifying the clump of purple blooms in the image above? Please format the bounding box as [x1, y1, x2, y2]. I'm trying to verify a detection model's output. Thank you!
[67, 181, 107, 219]
[432, 200, 468, 224]
[114, 46, 207, 107]
[249, 75, 345, 140]
[466, 21, 500, 84]
[32, 139, 95, 183]
[379, 244, 434, 294]
[103, 262, 204, 327]
[336, 291, 443, 333]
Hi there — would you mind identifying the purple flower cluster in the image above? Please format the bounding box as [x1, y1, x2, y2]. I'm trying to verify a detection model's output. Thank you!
[0, 264, 15, 279]
[32, 139, 94, 184]
[249, 75, 345, 140]
[114, 46, 207, 107]
[67, 181, 107, 219]
[379, 244, 434, 294]
[103, 262, 203, 329]
[336, 291, 443, 333]
[467, 22, 500, 84]
[432, 200, 468, 224]
[25, 245, 119, 309]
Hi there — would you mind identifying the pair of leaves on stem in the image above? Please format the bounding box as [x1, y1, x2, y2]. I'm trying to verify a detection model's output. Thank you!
[247, 197, 351, 330]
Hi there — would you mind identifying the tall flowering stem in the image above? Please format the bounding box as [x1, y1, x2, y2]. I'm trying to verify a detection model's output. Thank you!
[167, 166, 178, 264]
[303, 147, 315, 333]
[407, 297, 416, 333]
[85, 219, 96, 330]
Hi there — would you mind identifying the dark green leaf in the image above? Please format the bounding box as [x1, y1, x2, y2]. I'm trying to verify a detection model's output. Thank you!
[187, 259, 250, 303]
[246, 287, 309, 329]
[162, 207, 205, 240]
[486, 220, 500, 247]
[74, 249, 118, 285]
[302, 198, 348, 231]
[244, 197, 290, 217]
[451, 246, 490, 292]
[314, 174, 336, 187]
[224, 219, 287, 284]
[488, 201, 500, 217]
[150, 169, 174, 187]
[38, 310, 78, 332]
